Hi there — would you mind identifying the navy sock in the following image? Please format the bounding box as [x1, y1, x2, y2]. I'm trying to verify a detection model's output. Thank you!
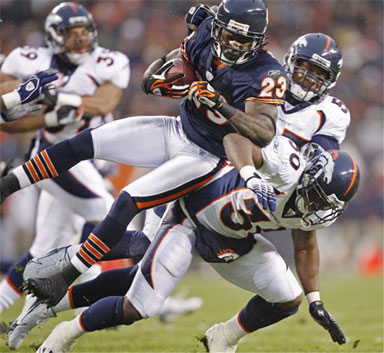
[80, 296, 125, 331]
[7, 252, 33, 290]
[80, 222, 96, 243]
[71, 265, 138, 308]
[239, 295, 298, 332]
[0, 259, 13, 274]
[22, 129, 94, 185]
[75, 192, 139, 269]
[103, 230, 150, 261]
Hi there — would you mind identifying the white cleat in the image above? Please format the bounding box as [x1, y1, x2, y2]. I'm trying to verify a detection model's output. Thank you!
[158, 295, 203, 323]
[23, 245, 80, 281]
[36, 321, 82, 353]
[8, 296, 56, 350]
[203, 323, 239, 353]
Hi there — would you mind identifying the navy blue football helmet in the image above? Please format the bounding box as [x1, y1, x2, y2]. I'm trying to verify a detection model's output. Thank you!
[45, 2, 97, 65]
[212, 0, 268, 65]
[284, 33, 342, 102]
[296, 150, 360, 225]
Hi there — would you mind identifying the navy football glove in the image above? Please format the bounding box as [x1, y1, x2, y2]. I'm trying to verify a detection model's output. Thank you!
[246, 175, 276, 211]
[309, 300, 346, 345]
[17, 69, 58, 104]
[185, 4, 217, 32]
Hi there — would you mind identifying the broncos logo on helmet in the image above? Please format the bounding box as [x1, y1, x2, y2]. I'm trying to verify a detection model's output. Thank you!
[211, 0, 268, 66]
[295, 150, 360, 226]
[45, 2, 98, 66]
[284, 33, 343, 103]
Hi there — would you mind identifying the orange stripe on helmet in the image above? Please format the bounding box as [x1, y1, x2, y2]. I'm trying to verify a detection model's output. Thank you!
[343, 154, 358, 197]
[324, 35, 332, 52]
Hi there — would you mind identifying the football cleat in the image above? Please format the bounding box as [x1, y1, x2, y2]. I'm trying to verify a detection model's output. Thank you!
[158, 294, 203, 323]
[8, 296, 56, 350]
[24, 272, 69, 307]
[202, 323, 239, 353]
[23, 245, 79, 281]
[36, 320, 82, 353]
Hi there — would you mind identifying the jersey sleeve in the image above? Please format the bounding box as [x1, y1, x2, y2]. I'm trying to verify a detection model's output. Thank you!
[314, 96, 350, 144]
[96, 50, 130, 89]
[1, 47, 45, 79]
[245, 54, 287, 106]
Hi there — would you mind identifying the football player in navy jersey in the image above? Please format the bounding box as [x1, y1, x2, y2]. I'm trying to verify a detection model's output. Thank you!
[0, 0, 289, 307]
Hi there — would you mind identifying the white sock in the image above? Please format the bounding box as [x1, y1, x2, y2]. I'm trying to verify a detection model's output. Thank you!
[72, 314, 87, 336]
[0, 277, 22, 313]
[54, 292, 72, 312]
[222, 314, 248, 343]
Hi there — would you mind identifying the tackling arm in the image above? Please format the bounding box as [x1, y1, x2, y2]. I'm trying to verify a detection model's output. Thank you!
[291, 228, 346, 345]
[223, 133, 276, 211]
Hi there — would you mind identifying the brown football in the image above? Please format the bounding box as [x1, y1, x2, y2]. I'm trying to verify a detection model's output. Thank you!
[166, 57, 198, 85]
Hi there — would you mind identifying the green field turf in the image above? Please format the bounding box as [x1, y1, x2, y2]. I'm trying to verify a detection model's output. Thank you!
[0, 268, 382, 353]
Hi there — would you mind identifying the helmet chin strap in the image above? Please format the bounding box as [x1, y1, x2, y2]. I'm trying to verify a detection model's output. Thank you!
[66, 52, 91, 66]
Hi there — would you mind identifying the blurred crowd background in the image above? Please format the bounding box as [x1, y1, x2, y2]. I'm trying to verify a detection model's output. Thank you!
[0, 0, 383, 275]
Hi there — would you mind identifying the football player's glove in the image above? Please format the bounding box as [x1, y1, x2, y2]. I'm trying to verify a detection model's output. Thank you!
[3, 101, 43, 122]
[17, 69, 58, 105]
[309, 300, 346, 345]
[247, 176, 276, 212]
[142, 61, 190, 99]
[185, 4, 217, 32]
[188, 81, 223, 109]
[44, 105, 84, 128]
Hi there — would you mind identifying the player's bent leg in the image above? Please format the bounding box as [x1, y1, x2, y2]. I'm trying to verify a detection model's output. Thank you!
[126, 217, 196, 319]
[204, 234, 303, 352]
[0, 129, 95, 204]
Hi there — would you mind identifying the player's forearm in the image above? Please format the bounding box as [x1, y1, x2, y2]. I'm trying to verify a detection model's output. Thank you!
[292, 229, 320, 294]
[82, 83, 123, 117]
[0, 114, 45, 132]
[223, 133, 263, 170]
[227, 101, 277, 147]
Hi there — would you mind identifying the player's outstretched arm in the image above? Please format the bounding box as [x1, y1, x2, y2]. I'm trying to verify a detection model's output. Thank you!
[223, 133, 276, 211]
[292, 229, 346, 345]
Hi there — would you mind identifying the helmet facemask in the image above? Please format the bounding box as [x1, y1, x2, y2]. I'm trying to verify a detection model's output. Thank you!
[212, 19, 264, 65]
[286, 57, 334, 103]
[295, 152, 346, 226]
[45, 3, 98, 66]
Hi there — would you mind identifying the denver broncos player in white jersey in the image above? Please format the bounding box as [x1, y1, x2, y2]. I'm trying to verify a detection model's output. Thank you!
[0, 0, 287, 307]
[16, 135, 359, 353]
[0, 2, 129, 313]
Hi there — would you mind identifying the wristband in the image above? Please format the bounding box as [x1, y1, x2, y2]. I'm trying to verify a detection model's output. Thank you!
[44, 111, 58, 127]
[306, 291, 320, 305]
[216, 101, 236, 120]
[57, 93, 82, 107]
[239, 165, 258, 184]
[2, 90, 21, 110]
